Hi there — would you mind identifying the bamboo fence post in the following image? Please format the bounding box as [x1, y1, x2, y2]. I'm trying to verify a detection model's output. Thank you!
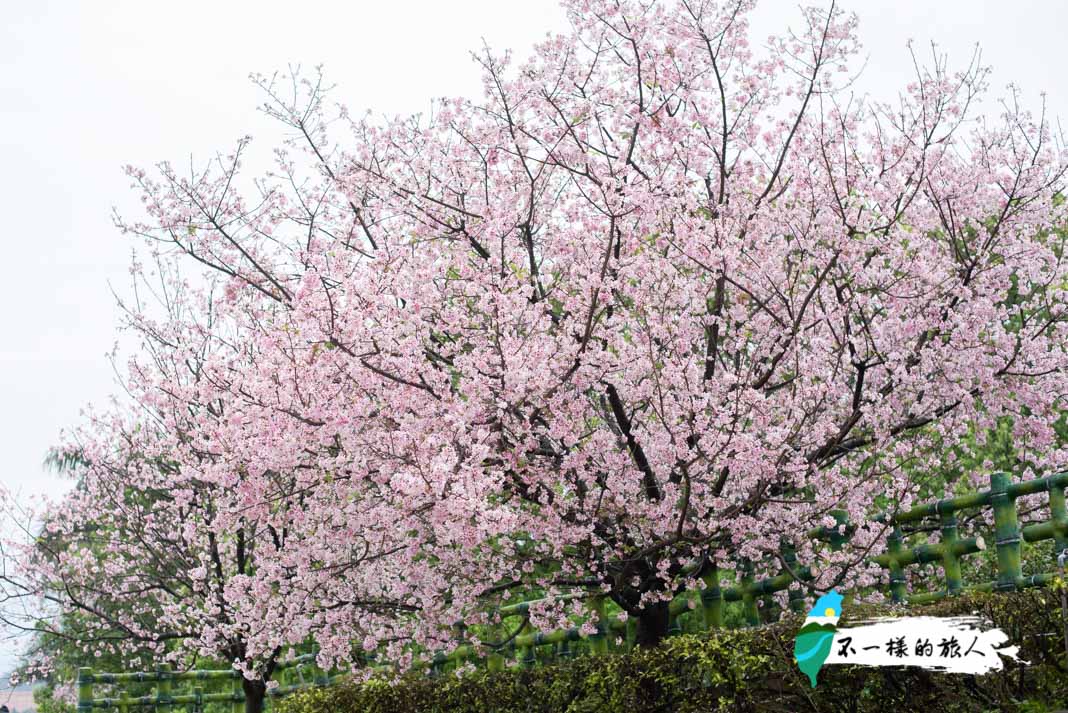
[1049, 480, 1068, 559]
[700, 568, 722, 629]
[667, 602, 681, 637]
[487, 636, 505, 673]
[506, 637, 518, 667]
[886, 527, 907, 603]
[521, 642, 537, 669]
[788, 587, 807, 614]
[158, 664, 172, 712]
[587, 595, 609, 655]
[193, 685, 204, 713]
[991, 471, 1022, 591]
[782, 544, 807, 614]
[77, 667, 93, 713]
[1059, 550, 1068, 669]
[517, 619, 534, 669]
[231, 673, 243, 713]
[940, 509, 964, 595]
[454, 623, 469, 669]
[557, 636, 571, 661]
[739, 562, 759, 626]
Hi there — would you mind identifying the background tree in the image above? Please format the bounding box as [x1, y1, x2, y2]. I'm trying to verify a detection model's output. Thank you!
[0, 265, 411, 713]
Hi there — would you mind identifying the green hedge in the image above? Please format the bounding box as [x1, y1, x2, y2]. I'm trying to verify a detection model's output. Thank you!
[279, 590, 1068, 713]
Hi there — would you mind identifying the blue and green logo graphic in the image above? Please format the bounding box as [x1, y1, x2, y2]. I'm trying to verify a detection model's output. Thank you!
[792, 590, 843, 687]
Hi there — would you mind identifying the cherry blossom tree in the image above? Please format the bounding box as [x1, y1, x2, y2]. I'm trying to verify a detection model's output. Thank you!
[10, 0, 1068, 686]
[0, 265, 414, 713]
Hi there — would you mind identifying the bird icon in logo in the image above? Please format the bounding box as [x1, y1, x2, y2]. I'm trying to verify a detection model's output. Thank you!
[793, 590, 844, 688]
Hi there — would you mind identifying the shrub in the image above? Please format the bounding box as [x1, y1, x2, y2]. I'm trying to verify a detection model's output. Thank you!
[278, 590, 1068, 713]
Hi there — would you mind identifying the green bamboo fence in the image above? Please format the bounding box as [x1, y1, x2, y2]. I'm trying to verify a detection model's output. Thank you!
[79, 470, 1068, 705]
[418, 470, 1068, 673]
[76, 652, 342, 712]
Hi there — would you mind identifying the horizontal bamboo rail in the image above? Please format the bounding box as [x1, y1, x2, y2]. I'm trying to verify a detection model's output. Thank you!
[77, 653, 340, 711]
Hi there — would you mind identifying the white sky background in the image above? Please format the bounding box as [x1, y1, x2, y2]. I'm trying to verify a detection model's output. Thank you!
[0, 0, 1066, 676]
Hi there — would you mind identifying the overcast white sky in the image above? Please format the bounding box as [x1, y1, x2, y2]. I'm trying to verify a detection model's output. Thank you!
[0, 0, 1066, 677]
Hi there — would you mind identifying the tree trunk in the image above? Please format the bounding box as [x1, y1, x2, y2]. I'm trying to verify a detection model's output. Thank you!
[635, 600, 670, 648]
[242, 677, 267, 713]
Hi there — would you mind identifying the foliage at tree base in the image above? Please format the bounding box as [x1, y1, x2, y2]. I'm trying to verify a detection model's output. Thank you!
[278, 591, 1068, 713]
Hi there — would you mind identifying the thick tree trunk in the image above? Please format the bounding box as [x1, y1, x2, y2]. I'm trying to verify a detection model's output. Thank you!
[635, 600, 670, 648]
[242, 677, 267, 713]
